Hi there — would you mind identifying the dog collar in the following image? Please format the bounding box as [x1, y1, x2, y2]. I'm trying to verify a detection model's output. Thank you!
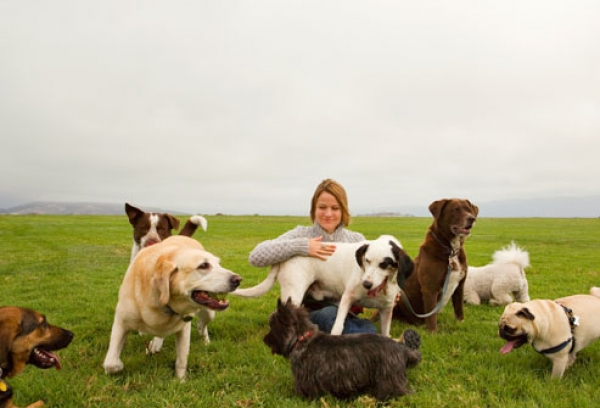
[164, 305, 193, 322]
[430, 231, 458, 257]
[294, 331, 315, 349]
[535, 304, 577, 355]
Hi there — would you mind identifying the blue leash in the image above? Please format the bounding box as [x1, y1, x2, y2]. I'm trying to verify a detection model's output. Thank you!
[398, 262, 453, 319]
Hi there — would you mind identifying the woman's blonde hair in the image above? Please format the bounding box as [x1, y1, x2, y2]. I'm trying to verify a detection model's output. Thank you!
[310, 178, 351, 227]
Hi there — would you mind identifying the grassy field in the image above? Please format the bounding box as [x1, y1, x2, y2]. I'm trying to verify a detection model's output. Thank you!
[0, 214, 599, 407]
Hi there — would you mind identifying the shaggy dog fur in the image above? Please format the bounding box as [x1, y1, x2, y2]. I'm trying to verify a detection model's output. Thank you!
[264, 299, 421, 401]
[465, 242, 530, 306]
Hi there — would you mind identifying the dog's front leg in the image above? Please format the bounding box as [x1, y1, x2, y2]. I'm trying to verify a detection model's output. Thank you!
[378, 306, 393, 337]
[103, 319, 128, 374]
[330, 293, 355, 335]
[451, 279, 465, 321]
[422, 290, 439, 332]
[550, 354, 570, 379]
[146, 337, 164, 354]
[196, 308, 215, 344]
[174, 322, 192, 380]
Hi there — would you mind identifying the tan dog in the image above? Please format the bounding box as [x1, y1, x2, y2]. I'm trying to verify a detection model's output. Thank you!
[0, 307, 73, 408]
[103, 235, 242, 379]
[498, 287, 600, 378]
[392, 198, 478, 332]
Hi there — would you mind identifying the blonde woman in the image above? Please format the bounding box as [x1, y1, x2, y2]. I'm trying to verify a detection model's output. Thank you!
[249, 179, 376, 334]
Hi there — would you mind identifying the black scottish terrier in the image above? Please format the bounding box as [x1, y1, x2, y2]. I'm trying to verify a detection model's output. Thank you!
[263, 298, 422, 401]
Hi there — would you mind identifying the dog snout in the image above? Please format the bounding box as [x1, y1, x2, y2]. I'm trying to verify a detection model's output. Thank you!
[362, 280, 373, 290]
[49, 327, 75, 349]
[230, 275, 242, 289]
[498, 324, 516, 338]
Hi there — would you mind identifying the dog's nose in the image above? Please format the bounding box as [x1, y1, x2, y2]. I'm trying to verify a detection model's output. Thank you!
[230, 275, 242, 289]
[362, 281, 373, 290]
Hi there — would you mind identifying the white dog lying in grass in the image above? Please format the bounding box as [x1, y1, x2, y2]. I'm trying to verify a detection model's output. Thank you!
[464, 242, 530, 306]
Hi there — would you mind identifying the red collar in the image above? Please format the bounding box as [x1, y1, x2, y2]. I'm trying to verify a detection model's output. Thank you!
[294, 331, 315, 348]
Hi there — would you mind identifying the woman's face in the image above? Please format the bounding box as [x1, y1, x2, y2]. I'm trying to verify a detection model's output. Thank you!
[315, 191, 342, 234]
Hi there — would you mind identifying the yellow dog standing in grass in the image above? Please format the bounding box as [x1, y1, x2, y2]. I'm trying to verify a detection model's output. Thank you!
[103, 236, 242, 379]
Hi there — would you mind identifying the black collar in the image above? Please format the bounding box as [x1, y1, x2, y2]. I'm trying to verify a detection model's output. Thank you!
[164, 305, 193, 322]
[430, 231, 458, 257]
[535, 304, 577, 355]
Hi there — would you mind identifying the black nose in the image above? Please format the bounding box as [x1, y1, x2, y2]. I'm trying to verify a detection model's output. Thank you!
[362, 281, 373, 290]
[230, 275, 242, 288]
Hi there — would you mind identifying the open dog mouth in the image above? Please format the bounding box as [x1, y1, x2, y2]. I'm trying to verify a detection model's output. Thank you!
[366, 277, 388, 297]
[452, 224, 473, 236]
[499, 331, 528, 354]
[28, 347, 62, 370]
[143, 239, 160, 248]
[192, 291, 230, 311]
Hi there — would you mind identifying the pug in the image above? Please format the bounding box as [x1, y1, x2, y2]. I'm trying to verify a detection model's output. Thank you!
[498, 287, 600, 378]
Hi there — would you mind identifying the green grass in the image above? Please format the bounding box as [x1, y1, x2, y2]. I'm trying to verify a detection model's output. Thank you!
[0, 215, 599, 407]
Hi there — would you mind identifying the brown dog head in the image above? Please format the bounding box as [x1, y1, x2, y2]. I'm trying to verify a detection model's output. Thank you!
[0, 307, 74, 378]
[429, 199, 479, 238]
[125, 203, 181, 248]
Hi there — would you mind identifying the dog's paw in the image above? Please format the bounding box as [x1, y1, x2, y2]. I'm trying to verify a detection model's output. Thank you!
[398, 329, 421, 350]
[146, 337, 164, 354]
[103, 359, 124, 375]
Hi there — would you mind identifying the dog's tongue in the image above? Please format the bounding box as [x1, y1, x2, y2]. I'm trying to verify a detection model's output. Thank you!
[367, 279, 387, 297]
[500, 340, 518, 354]
[35, 348, 62, 370]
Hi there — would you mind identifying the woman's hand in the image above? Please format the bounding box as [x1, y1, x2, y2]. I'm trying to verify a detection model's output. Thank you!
[308, 236, 336, 260]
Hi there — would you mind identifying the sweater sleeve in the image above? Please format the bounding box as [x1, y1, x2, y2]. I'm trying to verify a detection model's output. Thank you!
[248, 227, 312, 267]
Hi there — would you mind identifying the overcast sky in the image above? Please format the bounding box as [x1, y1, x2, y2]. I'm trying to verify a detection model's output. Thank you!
[1, 1, 599, 217]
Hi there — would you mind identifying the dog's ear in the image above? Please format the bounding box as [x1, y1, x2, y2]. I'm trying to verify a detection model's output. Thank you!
[355, 244, 369, 267]
[398, 251, 414, 288]
[389, 240, 401, 261]
[517, 307, 535, 321]
[429, 199, 449, 220]
[19, 308, 42, 335]
[152, 256, 178, 305]
[466, 200, 479, 217]
[277, 297, 293, 312]
[0, 309, 20, 368]
[164, 214, 180, 231]
[125, 203, 143, 226]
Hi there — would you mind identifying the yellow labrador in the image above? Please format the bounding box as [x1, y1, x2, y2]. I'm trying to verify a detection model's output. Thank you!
[103, 236, 241, 379]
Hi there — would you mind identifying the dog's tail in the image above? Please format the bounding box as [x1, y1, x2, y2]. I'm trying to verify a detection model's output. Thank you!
[492, 241, 530, 270]
[178, 215, 208, 237]
[591, 287, 600, 298]
[231, 265, 280, 298]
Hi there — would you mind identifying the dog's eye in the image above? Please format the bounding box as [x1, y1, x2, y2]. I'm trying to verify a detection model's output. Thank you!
[198, 262, 210, 270]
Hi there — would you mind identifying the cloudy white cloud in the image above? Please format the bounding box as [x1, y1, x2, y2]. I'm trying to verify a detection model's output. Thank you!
[1, 1, 599, 216]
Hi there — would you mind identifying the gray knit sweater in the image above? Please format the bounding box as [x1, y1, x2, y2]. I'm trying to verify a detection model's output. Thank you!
[248, 222, 365, 267]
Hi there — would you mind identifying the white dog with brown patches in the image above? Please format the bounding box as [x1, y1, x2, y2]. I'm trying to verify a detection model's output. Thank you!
[498, 287, 600, 378]
[103, 236, 242, 379]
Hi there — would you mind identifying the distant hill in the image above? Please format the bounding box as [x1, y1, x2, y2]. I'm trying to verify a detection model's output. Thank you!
[1, 196, 599, 217]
